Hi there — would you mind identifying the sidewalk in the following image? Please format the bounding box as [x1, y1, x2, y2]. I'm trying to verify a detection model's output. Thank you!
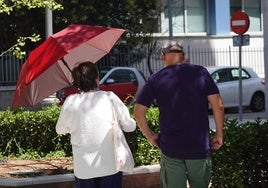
[209, 111, 266, 130]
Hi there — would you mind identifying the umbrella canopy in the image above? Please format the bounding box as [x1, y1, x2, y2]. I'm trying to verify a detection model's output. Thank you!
[12, 24, 125, 108]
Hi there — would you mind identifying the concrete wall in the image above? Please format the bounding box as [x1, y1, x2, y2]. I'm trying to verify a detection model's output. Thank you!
[0, 87, 15, 110]
[0, 86, 44, 111]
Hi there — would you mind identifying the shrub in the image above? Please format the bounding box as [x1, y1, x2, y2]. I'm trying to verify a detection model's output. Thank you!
[0, 104, 72, 157]
[0, 104, 160, 166]
[127, 106, 160, 166]
[210, 118, 267, 187]
[0, 105, 267, 187]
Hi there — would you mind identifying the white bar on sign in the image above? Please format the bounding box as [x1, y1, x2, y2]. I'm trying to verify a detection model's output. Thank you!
[232, 20, 246, 26]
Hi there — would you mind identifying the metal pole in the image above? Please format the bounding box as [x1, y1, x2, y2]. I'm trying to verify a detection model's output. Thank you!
[262, 0, 268, 118]
[45, 7, 53, 38]
[238, 35, 243, 122]
[229, 46, 232, 66]
[168, 0, 173, 40]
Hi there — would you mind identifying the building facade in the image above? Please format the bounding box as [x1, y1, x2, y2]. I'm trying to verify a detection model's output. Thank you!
[146, 0, 264, 76]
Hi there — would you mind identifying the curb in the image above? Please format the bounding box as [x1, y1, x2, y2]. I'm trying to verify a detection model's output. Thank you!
[0, 165, 160, 187]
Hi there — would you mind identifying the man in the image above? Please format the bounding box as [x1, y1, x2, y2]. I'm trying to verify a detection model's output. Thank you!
[134, 41, 224, 188]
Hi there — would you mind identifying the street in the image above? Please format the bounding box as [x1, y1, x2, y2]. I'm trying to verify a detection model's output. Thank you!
[209, 109, 266, 130]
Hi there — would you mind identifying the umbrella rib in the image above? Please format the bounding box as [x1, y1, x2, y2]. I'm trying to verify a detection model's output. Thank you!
[62, 58, 72, 72]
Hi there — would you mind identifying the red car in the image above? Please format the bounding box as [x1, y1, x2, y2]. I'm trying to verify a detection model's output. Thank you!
[56, 67, 147, 105]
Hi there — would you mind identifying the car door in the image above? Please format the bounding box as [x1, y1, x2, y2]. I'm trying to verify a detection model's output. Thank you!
[230, 68, 252, 106]
[99, 69, 138, 103]
[211, 68, 237, 108]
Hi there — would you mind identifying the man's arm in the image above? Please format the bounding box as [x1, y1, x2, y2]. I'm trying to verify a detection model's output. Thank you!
[208, 93, 224, 150]
[134, 103, 159, 148]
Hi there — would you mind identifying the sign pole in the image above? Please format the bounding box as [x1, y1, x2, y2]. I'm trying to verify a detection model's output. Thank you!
[230, 11, 250, 122]
[238, 35, 243, 121]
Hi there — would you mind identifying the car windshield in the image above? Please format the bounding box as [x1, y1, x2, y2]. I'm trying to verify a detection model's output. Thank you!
[99, 67, 112, 79]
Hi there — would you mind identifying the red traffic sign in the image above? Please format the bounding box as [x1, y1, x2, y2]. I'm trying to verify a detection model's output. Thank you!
[230, 11, 250, 35]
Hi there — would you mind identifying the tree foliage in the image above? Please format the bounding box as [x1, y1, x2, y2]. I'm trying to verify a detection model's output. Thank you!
[0, 0, 63, 58]
[53, 0, 159, 47]
[0, 0, 160, 58]
[53, 0, 161, 69]
[0, 0, 62, 14]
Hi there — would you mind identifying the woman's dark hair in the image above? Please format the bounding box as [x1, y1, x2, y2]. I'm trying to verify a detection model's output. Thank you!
[71, 61, 99, 92]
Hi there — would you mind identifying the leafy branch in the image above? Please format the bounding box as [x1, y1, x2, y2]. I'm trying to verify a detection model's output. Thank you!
[0, 0, 63, 58]
[0, 34, 41, 59]
[0, 0, 63, 15]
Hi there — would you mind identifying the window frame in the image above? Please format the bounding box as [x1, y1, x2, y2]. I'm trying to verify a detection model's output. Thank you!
[230, 0, 262, 32]
[160, 0, 207, 36]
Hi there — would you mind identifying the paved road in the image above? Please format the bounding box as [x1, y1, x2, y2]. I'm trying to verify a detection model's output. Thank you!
[209, 110, 266, 130]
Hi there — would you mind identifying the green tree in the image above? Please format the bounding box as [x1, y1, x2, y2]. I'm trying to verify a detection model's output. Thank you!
[52, 0, 161, 70]
[53, 0, 159, 47]
[0, 0, 161, 61]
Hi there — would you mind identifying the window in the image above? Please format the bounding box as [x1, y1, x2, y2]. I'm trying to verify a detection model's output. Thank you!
[230, 0, 261, 32]
[212, 68, 251, 83]
[187, 0, 206, 32]
[107, 70, 136, 83]
[230, 68, 251, 80]
[161, 0, 206, 34]
[212, 69, 232, 83]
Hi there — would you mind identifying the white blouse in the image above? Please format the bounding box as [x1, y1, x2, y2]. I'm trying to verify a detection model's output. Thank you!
[56, 90, 136, 179]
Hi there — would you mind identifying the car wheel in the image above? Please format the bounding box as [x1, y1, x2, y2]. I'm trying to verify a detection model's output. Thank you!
[250, 92, 265, 112]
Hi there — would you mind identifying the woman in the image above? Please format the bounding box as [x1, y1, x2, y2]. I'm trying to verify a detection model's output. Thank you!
[56, 61, 136, 188]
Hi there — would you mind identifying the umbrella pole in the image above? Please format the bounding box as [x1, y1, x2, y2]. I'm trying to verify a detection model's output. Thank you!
[61, 58, 72, 72]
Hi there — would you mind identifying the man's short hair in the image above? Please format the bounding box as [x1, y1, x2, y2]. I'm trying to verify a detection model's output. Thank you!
[162, 40, 184, 54]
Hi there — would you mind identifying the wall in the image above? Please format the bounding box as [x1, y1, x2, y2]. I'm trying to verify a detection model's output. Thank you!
[0, 86, 43, 110]
[0, 87, 15, 110]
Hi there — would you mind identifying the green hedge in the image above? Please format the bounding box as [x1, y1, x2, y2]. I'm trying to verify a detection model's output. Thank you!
[210, 118, 267, 188]
[0, 104, 160, 165]
[0, 105, 267, 187]
[0, 105, 72, 157]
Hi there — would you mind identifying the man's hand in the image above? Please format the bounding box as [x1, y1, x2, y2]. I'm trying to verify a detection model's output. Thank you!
[211, 135, 223, 150]
[134, 103, 160, 149]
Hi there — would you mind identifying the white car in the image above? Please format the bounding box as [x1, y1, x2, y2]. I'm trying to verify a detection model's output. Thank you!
[206, 66, 265, 112]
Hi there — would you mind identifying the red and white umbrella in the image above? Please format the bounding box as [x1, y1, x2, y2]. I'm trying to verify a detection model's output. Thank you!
[12, 24, 125, 107]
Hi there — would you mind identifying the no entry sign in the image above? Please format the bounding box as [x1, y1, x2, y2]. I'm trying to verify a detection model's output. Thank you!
[230, 11, 250, 35]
